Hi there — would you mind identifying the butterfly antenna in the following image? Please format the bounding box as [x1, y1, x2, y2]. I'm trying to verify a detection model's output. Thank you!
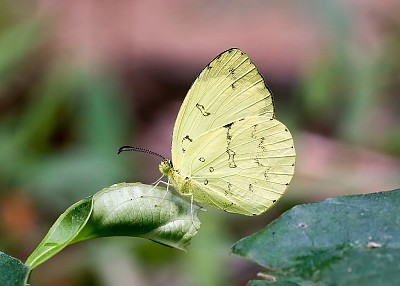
[117, 145, 166, 160]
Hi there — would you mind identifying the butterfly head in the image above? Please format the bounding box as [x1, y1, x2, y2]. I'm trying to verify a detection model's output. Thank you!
[159, 159, 173, 176]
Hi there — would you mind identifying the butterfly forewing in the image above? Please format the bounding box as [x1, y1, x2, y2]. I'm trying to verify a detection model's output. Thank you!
[171, 49, 274, 169]
[178, 116, 295, 215]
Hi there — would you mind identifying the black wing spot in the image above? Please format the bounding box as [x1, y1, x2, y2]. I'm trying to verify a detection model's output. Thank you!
[225, 123, 233, 141]
[225, 125, 236, 167]
[229, 68, 237, 80]
[225, 183, 233, 195]
[207, 64, 212, 70]
[196, 103, 211, 116]
[181, 135, 193, 153]
[223, 122, 234, 128]
[264, 170, 270, 180]
[183, 135, 193, 142]
[204, 179, 208, 185]
[258, 137, 266, 151]
[249, 184, 253, 193]
[251, 124, 258, 139]
[272, 200, 276, 203]
[227, 149, 237, 168]
[199, 157, 205, 162]
[254, 157, 264, 166]
[209, 167, 214, 172]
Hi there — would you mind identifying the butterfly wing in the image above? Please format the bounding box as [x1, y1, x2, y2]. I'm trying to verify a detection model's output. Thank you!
[171, 48, 274, 170]
[178, 116, 295, 215]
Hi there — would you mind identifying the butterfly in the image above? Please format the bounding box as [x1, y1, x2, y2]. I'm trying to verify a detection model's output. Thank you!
[122, 48, 295, 216]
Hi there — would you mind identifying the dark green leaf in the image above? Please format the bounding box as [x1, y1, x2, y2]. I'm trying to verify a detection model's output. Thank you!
[26, 183, 201, 270]
[0, 251, 29, 286]
[232, 189, 400, 286]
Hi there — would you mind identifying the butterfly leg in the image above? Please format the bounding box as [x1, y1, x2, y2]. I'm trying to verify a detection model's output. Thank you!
[149, 175, 170, 192]
[155, 177, 171, 206]
[190, 194, 200, 231]
[147, 176, 170, 208]
[151, 174, 164, 186]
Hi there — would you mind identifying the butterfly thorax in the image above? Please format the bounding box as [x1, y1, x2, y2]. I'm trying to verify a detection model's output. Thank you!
[159, 159, 192, 196]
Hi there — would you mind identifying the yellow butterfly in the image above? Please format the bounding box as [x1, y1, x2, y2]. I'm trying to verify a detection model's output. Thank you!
[122, 48, 295, 216]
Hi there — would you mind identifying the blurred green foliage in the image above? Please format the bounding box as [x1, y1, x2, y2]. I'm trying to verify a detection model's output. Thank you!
[0, 5, 236, 286]
[295, 1, 400, 154]
[0, 58, 131, 209]
[0, 4, 135, 285]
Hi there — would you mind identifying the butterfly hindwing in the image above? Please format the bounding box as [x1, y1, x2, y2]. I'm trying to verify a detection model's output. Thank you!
[178, 116, 295, 215]
[171, 49, 274, 170]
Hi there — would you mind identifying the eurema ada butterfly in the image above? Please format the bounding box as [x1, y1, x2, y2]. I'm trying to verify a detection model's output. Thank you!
[120, 48, 295, 216]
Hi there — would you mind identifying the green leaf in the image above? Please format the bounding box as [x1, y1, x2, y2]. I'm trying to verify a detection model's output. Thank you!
[232, 189, 400, 286]
[24, 197, 92, 269]
[26, 183, 201, 270]
[0, 251, 29, 286]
